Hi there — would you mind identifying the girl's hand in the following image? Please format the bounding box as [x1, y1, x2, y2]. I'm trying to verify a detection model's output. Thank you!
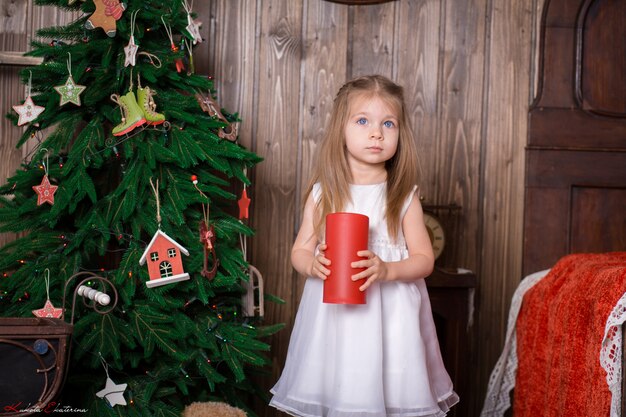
[310, 244, 331, 280]
[351, 250, 388, 291]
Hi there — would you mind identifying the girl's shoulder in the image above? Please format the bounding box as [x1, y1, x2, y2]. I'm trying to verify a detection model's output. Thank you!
[312, 182, 322, 202]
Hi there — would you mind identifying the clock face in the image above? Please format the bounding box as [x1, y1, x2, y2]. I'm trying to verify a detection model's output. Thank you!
[423, 213, 446, 260]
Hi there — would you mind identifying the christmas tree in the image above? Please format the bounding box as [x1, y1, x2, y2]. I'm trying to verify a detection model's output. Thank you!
[0, 0, 280, 415]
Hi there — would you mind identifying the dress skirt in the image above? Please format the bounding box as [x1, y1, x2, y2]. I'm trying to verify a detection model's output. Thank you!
[270, 183, 458, 417]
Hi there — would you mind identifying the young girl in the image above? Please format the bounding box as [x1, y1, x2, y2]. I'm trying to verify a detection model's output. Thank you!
[269, 75, 458, 417]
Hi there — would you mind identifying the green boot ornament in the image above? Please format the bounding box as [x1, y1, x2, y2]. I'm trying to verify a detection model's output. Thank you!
[110, 91, 146, 136]
[137, 85, 165, 126]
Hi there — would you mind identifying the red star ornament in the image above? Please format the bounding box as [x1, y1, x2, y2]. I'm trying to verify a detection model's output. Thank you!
[32, 299, 63, 318]
[32, 175, 58, 205]
[238, 188, 251, 219]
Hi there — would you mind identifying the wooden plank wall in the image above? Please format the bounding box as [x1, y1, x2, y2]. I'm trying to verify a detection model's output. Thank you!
[0, 0, 545, 415]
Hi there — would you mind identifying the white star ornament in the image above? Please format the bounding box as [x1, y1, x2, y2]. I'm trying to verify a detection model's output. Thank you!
[186, 15, 203, 44]
[124, 36, 138, 67]
[13, 96, 45, 126]
[96, 377, 127, 407]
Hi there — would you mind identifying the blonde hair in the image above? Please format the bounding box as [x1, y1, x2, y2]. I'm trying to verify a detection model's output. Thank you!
[304, 74, 421, 241]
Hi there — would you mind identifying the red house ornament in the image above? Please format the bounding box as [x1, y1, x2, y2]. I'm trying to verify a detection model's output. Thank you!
[139, 230, 190, 288]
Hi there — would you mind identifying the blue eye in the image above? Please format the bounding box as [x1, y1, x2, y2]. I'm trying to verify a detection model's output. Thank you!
[356, 117, 367, 125]
[383, 120, 396, 128]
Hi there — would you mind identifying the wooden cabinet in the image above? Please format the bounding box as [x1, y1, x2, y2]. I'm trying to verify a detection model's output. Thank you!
[426, 267, 477, 417]
[523, 0, 626, 276]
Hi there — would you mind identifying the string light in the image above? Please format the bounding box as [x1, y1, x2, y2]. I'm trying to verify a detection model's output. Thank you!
[184, 297, 197, 308]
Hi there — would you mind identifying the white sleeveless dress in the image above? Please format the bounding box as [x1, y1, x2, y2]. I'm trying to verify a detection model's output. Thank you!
[270, 183, 458, 417]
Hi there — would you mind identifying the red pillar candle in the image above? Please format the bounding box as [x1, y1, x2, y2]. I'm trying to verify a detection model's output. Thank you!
[323, 212, 369, 304]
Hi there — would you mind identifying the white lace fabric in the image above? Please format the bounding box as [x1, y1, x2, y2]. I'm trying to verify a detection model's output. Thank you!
[480, 269, 625, 417]
[601, 292, 626, 416]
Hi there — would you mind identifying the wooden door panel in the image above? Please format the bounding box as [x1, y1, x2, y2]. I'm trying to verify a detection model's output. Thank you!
[570, 187, 626, 253]
[529, 109, 626, 149]
[523, 187, 569, 273]
[539, 27, 576, 107]
[525, 149, 626, 188]
[523, 149, 626, 274]
[580, 0, 626, 115]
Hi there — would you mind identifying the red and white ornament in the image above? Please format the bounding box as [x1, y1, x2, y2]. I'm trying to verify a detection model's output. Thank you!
[32, 175, 58, 206]
[32, 299, 63, 318]
[139, 229, 190, 288]
[139, 179, 190, 288]
[32, 269, 63, 318]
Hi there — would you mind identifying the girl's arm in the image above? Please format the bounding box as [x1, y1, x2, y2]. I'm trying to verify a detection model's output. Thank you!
[352, 193, 435, 291]
[291, 193, 331, 279]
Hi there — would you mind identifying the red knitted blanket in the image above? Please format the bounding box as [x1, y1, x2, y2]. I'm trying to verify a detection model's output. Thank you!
[514, 252, 626, 417]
